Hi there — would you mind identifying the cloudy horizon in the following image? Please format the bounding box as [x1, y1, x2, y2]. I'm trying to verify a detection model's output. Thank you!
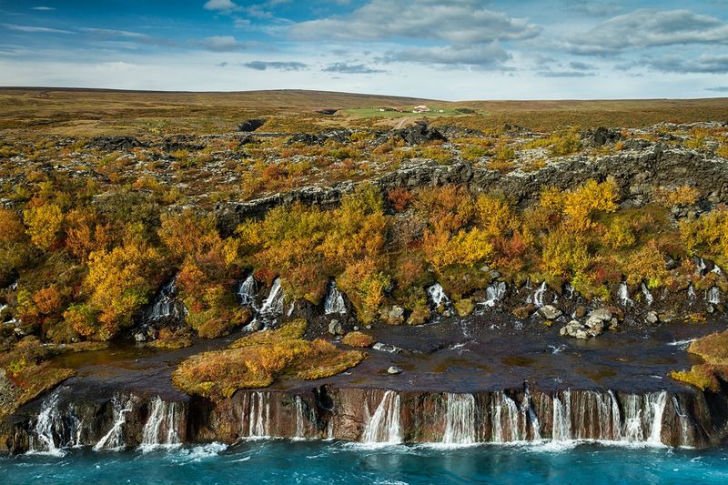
[0, 0, 727, 100]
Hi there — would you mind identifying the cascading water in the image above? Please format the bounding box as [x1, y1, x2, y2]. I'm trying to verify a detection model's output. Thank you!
[552, 391, 572, 442]
[362, 391, 402, 444]
[707, 286, 721, 305]
[94, 395, 135, 451]
[238, 275, 258, 308]
[254, 278, 285, 326]
[491, 392, 522, 443]
[618, 282, 633, 307]
[527, 282, 548, 307]
[688, 284, 697, 302]
[696, 257, 707, 276]
[443, 393, 476, 445]
[427, 283, 451, 310]
[28, 389, 64, 455]
[293, 396, 308, 440]
[148, 279, 186, 322]
[243, 391, 271, 439]
[140, 397, 181, 450]
[324, 281, 347, 315]
[641, 283, 654, 306]
[481, 282, 507, 308]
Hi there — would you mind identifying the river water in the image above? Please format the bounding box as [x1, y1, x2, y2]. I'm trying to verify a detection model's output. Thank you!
[2, 441, 728, 485]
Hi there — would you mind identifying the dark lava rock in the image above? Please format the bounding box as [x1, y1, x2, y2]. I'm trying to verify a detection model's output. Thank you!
[162, 135, 205, 152]
[316, 108, 338, 115]
[237, 118, 266, 132]
[238, 134, 258, 146]
[392, 121, 447, 145]
[87, 136, 145, 151]
[287, 129, 352, 145]
[584, 127, 622, 147]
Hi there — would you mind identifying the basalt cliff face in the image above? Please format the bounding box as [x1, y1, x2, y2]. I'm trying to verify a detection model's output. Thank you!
[5, 383, 728, 454]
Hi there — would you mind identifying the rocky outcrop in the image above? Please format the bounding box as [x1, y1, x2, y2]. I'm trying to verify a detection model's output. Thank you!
[86, 136, 145, 151]
[216, 146, 728, 235]
[5, 382, 728, 453]
[391, 121, 447, 145]
[287, 130, 352, 145]
[237, 118, 266, 132]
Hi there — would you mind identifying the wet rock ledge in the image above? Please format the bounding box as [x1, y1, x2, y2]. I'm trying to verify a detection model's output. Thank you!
[4, 382, 728, 454]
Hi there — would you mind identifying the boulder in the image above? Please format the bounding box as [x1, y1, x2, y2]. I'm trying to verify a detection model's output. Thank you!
[645, 311, 659, 324]
[237, 118, 266, 132]
[392, 121, 447, 145]
[583, 127, 622, 147]
[382, 305, 406, 325]
[387, 366, 402, 375]
[538, 305, 562, 320]
[328, 319, 344, 336]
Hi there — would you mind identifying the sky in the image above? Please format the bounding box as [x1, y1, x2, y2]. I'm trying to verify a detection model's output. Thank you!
[1, 0, 728, 100]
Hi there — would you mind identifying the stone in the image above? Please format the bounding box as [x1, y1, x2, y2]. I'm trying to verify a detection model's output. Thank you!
[588, 307, 612, 322]
[392, 121, 447, 145]
[328, 319, 344, 336]
[243, 319, 263, 333]
[237, 118, 266, 132]
[387, 366, 402, 375]
[575, 329, 589, 339]
[645, 311, 659, 324]
[134, 332, 147, 342]
[538, 305, 562, 320]
[383, 305, 406, 325]
[574, 305, 588, 318]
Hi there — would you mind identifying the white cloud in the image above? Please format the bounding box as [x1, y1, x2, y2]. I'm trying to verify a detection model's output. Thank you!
[203, 0, 239, 12]
[2, 23, 72, 34]
[290, 0, 541, 44]
[565, 9, 728, 55]
[383, 42, 509, 68]
[198, 35, 245, 51]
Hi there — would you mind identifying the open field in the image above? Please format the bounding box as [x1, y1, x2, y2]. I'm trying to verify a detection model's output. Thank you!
[0, 88, 726, 136]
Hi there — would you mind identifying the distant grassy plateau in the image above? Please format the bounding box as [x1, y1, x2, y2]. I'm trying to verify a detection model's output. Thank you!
[0, 88, 726, 136]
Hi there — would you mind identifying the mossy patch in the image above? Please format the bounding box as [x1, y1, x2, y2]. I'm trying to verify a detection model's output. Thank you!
[172, 319, 365, 399]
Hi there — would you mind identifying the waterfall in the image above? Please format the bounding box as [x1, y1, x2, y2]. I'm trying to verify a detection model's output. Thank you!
[646, 392, 668, 444]
[94, 395, 135, 451]
[324, 281, 347, 315]
[552, 391, 572, 442]
[294, 396, 307, 440]
[255, 278, 284, 325]
[427, 283, 451, 310]
[707, 286, 721, 305]
[641, 283, 654, 306]
[688, 284, 697, 302]
[618, 282, 633, 307]
[712, 264, 723, 276]
[523, 386, 541, 441]
[362, 391, 402, 444]
[243, 391, 271, 439]
[238, 275, 258, 308]
[527, 282, 548, 307]
[148, 279, 186, 322]
[140, 397, 181, 450]
[443, 393, 476, 445]
[29, 390, 64, 455]
[696, 257, 707, 276]
[481, 281, 507, 308]
[491, 392, 522, 443]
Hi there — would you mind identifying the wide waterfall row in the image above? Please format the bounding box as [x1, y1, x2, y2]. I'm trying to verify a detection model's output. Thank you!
[26, 390, 184, 455]
[16, 386, 707, 453]
[358, 389, 691, 447]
